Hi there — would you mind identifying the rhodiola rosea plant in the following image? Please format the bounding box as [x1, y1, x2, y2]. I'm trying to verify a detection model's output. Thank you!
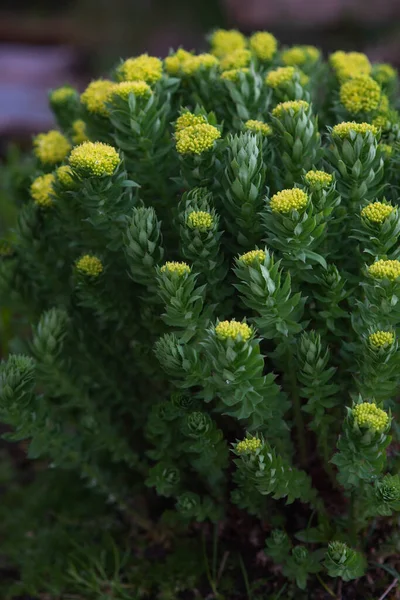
[1, 28, 400, 599]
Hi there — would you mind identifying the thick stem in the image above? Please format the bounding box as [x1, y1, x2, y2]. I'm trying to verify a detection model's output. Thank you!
[286, 345, 308, 466]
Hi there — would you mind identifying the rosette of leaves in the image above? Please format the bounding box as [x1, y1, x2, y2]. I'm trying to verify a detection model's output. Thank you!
[323, 541, 366, 581]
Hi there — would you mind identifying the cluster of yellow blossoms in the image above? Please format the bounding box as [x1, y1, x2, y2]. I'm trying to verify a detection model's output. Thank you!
[239, 249, 266, 266]
[165, 49, 218, 76]
[71, 119, 88, 144]
[55, 165, 75, 188]
[361, 202, 394, 224]
[215, 320, 252, 342]
[112, 81, 152, 100]
[282, 45, 320, 67]
[340, 75, 381, 115]
[81, 80, 115, 117]
[368, 259, 400, 281]
[75, 255, 104, 277]
[272, 100, 310, 119]
[160, 262, 191, 277]
[30, 174, 55, 207]
[187, 211, 214, 231]
[69, 142, 120, 177]
[265, 66, 308, 89]
[220, 68, 249, 82]
[249, 32, 277, 62]
[175, 122, 221, 155]
[175, 112, 207, 132]
[373, 63, 397, 85]
[368, 331, 395, 349]
[236, 437, 262, 454]
[332, 122, 378, 139]
[270, 188, 308, 213]
[330, 50, 371, 81]
[49, 86, 77, 105]
[33, 130, 71, 166]
[244, 120, 272, 136]
[210, 29, 247, 58]
[117, 54, 163, 84]
[304, 170, 333, 189]
[220, 49, 251, 71]
[353, 402, 389, 433]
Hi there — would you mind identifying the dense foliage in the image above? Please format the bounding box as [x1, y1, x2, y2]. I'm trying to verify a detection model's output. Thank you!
[1, 29, 400, 599]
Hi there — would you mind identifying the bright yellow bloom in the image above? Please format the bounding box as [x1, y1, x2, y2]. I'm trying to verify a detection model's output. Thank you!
[210, 29, 247, 58]
[340, 76, 381, 115]
[30, 174, 55, 207]
[220, 49, 252, 71]
[112, 80, 152, 100]
[361, 202, 394, 224]
[55, 165, 75, 188]
[117, 54, 163, 84]
[71, 119, 88, 144]
[81, 80, 115, 117]
[220, 68, 250, 82]
[160, 261, 191, 276]
[50, 86, 76, 104]
[175, 112, 207, 132]
[187, 211, 214, 231]
[369, 331, 395, 349]
[373, 63, 397, 85]
[270, 188, 308, 213]
[272, 100, 310, 118]
[33, 130, 71, 166]
[265, 66, 308, 88]
[330, 51, 371, 81]
[69, 142, 120, 177]
[282, 45, 320, 66]
[244, 120, 272, 136]
[332, 121, 378, 139]
[249, 31, 277, 62]
[175, 123, 220, 155]
[304, 170, 333, 189]
[75, 255, 103, 277]
[215, 320, 252, 342]
[239, 249, 266, 265]
[353, 402, 389, 433]
[164, 49, 193, 75]
[236, 437, 262, 454]
[373, 114, 390, 130]
[180, 53, 219, 76]
[368, 259, 400, 281]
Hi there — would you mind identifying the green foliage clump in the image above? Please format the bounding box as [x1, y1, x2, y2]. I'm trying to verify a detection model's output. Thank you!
[1, 30, 400, 598]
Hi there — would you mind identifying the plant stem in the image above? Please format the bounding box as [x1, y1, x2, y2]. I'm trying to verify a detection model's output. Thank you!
[316, 573, 336, 597]
[349, 492, 358, 547]
[287, 345, 308, 466]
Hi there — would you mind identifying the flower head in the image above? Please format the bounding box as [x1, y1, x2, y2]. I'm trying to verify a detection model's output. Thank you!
[69, 142, 120, 177]
[373, 64, 397, 85]
[270, 188, 308, 213]
[55, 165, 75, 188]
[81, 80, 115, 117]
[368, 330, 395, 349]
[30, 174, 55, 207]
[215, 320, 252, 342]
[210, 29, 247, 58]
[180, 53, 219, 76]
[244, 119, 272, 136]
[164, 49, 193, 75]
[75, 255, 103, 277]
[160, 261, 191, 277]
[380, 143, 393, 156]
[117, 54, 163, 84]
[340, 76, 381, 115]
[330, 51, 371, 81]
[236, 437, 262, 454]
[282, 45, 320, 66]
[112, 80, 152, 100]
[220, 49, 251, 71]
[272, 100, 310, 118]
[71, 119, 88, 145]
[175, 112, 207, 132]
[361, 201, 394, 224]
[50, 86, 77, 105]
[220, 68, 250, 82]
[368, 259, 400, 281]
[249, 31, 277, 61]
[175, 123, 220, 155]
[332, 121, 378, 139]
[352, 402, 389, 433]
[33, 130, 71, 165]
[304, 170, 333, 190]
[187, 211, 214, 231]
[239, 249, 266, 265]
[266, 66, 308, 88]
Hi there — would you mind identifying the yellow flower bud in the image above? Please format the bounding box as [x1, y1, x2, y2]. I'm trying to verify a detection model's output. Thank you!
[270, 188, 308, 213]
[215, 320, 252, 342]
[353, 402, 389, 433]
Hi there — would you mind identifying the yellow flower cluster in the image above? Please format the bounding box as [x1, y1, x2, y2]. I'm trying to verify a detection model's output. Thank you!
[220, 68, 250, 82]
[75, 255, 103, 277]
[164, 49, 192, 75]
[175, 112, 207, 132]
[30, 174, 55, 207]
[330, 51, 371, 81]
[332, 121, 378, 139]
[272, 100, 310, 118]
[187, 211, 214, 231]
[236, 437, 262, 454]
[215, 320, 252, 342]
[361, 202, 394, 224]
[112, 80, 152, 100]
[69, 142, 120, 177]
[353, 402, 389, 433]
[368, 259, 400, 281]
[373, 63, 397, 85]
[220, 49, 252, 71]
[72, 119, 88, 144]
[282, 45, 320, 66]
[117, 54, 163, 84]
[369, 330, 395, 349]
[175, 123, 221, 155]
[304, 170, 333, 189]
[244, 120, 272, 136]
[340, 76, 381, 115]
[270, 188, 308, 213]
[181, 53, 219, 76]
[239, 249, 266, 265]
[160, 261, 191, 276]
[380, 143, 393, 156]
[210, 29, 247, 58]
[373, 114, 390, 130]
[81, 80, 115, 117]
[50, 86, 76, 104]
[33, 130, 71, 166]
[249, 31, 277, 62]
[265, 66, 308, 88]
[55, 165, 75, 188]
